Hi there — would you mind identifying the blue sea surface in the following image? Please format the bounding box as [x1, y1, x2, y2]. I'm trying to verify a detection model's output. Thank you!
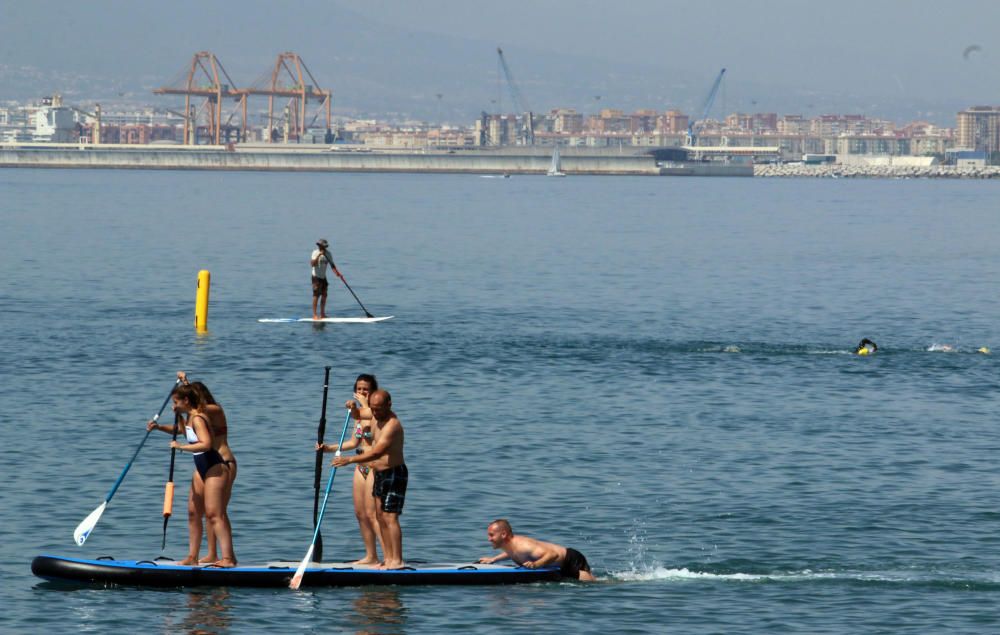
[1, 169, 999, 633]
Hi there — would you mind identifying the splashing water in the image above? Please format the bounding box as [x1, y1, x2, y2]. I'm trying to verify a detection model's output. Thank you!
[606, 566, 1000, 589]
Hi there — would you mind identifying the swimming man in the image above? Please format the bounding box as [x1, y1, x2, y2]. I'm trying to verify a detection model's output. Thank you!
[477, 518, 595, 581]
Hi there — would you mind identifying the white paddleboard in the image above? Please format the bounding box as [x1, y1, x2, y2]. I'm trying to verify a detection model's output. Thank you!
[258, 316, 393, 324]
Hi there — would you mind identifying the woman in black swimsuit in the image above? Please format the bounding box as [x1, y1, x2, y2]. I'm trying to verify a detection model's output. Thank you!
[180, 373, 237, 564]
[149, 383, 236, 567]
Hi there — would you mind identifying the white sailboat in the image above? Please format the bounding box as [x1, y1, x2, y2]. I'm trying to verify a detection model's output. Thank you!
[547, 146, 566, 177]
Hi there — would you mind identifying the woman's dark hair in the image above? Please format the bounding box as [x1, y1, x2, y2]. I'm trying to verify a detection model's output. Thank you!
[354, 374, 378, 391]
[189, 381, 218, 406]
[174, 383, 203, 408]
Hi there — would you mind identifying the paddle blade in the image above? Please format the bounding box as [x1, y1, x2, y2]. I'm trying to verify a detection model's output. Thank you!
[74, 502, 107, 546]
[289, 545, 315, 590]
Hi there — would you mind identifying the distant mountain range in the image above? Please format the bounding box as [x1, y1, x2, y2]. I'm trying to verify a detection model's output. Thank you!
[0, 3, 970, 126]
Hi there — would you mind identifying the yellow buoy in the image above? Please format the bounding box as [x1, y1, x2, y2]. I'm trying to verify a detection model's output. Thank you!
[857, 347, 870, 356]
[978, 346, 990, 354]
[195, 270, 210, 331]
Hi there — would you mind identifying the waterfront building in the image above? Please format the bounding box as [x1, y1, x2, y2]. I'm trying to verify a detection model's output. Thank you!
[956, 106, 1000, 154]
[90, 124, 178, 144]
[30, 95, 77, 142]
[777, 115, 808, 135]
[659, 110, 689, 135]
[725, 113, 752, 131]
[426, 127, 477, 147]
[726, 113, 778, 133]
[586, 109, 629, 133]
[551, 108, 584, 134]
[629, 109, 660, 134]
[834, 135, 908, 156]
[809, 114, 869, 136]
[475, 114, 519, 146]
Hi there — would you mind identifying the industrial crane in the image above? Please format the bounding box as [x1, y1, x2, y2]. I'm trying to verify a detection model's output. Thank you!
[496, 47, 534, 145]
[685, 68, 726, 148]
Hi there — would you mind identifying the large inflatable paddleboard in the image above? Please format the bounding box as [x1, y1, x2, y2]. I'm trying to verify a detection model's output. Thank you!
[31, 555, 561, 588]
[258, 316, 393, 324]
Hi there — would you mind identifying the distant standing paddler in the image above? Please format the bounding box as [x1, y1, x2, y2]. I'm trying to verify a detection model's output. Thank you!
[311, 238, 340, 320]
[857, 338, 878, 356]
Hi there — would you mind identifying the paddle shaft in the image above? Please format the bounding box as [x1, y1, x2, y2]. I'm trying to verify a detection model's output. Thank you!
[167, 413, 181, 488]
[324, 249, 374, 318]
[103, 379, 180, 503]
[312, 366, 331, 561]
[290, 410, 353, 587]
[310, 411, 354, 547]
[161, 412, 181, 550]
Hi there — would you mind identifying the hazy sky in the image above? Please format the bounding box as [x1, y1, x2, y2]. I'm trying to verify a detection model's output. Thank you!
[1, 0, 997, 124]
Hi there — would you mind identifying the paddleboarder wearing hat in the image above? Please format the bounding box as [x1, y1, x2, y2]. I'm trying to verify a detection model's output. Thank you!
[311, 238, 339, 319]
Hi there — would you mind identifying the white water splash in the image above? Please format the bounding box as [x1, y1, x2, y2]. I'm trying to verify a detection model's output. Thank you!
[612, 566, 772, 582]
[927, 343, 956, 352]
[607, 566, 1000, 586]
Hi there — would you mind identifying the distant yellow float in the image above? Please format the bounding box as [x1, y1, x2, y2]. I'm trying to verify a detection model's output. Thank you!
[195, 270, 211, 332]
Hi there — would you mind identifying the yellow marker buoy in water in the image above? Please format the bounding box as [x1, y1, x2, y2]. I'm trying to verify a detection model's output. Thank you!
[857, 347, 870, 356]
[978, 347, 990, 354]
[195, 270, 210, 331]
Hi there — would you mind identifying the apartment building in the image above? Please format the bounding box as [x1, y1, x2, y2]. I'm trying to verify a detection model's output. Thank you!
[956, 106, 1000, 154]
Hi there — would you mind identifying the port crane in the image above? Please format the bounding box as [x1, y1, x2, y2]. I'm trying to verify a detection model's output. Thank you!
[240, 52, 332, 144]
[496, 47, 534, 145]
[685, 68, 726, 148]
[154, 51, 247, 145]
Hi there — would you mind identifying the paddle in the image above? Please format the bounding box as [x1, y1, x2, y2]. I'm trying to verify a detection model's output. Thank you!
[160, 412, 182, 551]
[74, 379, 181, 546]
[324, 249, 375, 318]
[290, 410, 353, 589]
[312, 366, 332, 562]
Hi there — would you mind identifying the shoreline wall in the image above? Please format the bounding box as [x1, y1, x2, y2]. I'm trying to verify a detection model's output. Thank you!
[755, 163, 1000, 179]
[0, 147, 659, 175]
[14, 146, 996, 177]
[0, 146, 755, 176]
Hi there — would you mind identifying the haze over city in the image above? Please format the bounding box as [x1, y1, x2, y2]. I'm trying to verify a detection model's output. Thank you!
[2, 0, 998, 125]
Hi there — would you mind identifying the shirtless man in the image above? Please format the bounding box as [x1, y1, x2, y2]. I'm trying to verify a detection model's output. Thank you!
[332, 389, 407, 569]
[477, 519, 595, 581]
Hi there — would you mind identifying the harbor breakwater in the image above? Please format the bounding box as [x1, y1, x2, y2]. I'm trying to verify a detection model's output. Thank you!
[755, 163, 1000, 179]
[17, 145, 994, 178]
[0, 145, 752, 176]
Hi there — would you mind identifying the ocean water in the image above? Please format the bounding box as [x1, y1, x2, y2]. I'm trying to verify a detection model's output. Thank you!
[2, 169, 999, 634]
